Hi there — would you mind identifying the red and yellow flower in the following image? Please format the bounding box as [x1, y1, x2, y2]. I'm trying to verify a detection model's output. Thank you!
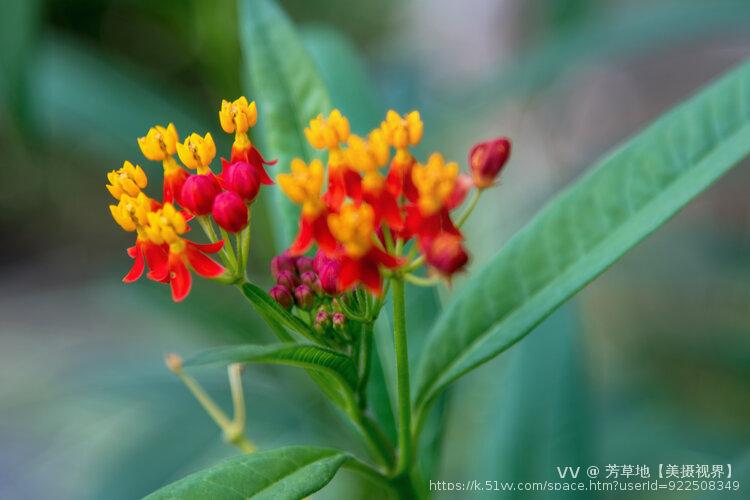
[305, 109, 361, 209]
[142, 203, 226, 302]
[277, 158, 337, 254]
[327, 203, 400, 295]
[220, 96, 275, 185]
[381, 110, 423, 202]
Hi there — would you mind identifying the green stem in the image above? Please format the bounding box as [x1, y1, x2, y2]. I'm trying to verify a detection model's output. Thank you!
[455, 189, 481, 228]
[199, 216, 235, 269]
[358, 322, 374, 409]
[391, 277, 412, 475]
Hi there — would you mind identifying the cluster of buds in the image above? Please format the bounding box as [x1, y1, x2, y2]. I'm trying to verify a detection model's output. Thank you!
[274, 108, 511, 296]
[106, 96, 275, 301]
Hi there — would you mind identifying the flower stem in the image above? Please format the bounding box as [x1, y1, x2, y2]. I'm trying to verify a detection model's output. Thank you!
[199, 216, 236, 269]
[391, 277, 412, 475]
[455, 189, 481, 228]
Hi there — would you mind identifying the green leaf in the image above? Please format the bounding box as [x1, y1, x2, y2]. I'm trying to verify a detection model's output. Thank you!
[184, 343, 359, 395]
[238, 0, 331, 250]
[145, 446, 348, 500]
[414, 57, 750, 409]
[240, 282, 313, 342]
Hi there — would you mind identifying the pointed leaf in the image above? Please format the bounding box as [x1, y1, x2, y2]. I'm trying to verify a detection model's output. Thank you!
[415, 58, 750, 409]
[238, 0, 331, 249]
[145, 446, 348, 499]
[185, 343, 358, 396]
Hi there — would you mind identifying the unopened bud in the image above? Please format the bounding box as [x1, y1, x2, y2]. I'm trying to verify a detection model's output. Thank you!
[314, 309, 330, 331]
[294, 284, 315, 310]
[300, 271, 322, 294]
[423, 233, 469, 276]
[331, 312, 346, 330]
[469, 137, 511, 189]
[181, 173, 221, 215]
[221, 160, 260, 203]
[212, 191, 248, 233]
[270, 285, 294, 309]
[318, 261, 340, 295]
[165, 353, 183, 373]
[271, 252, 297, 278]
[276, 270, 299, 290]
[296, 256, 314, 274]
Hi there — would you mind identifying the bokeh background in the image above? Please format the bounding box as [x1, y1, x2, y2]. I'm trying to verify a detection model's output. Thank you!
[2, 0, 750, 498]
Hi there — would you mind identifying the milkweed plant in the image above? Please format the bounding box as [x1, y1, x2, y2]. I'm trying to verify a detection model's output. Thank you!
[105, 1, 750, 497]
[108, 96, 509, 498]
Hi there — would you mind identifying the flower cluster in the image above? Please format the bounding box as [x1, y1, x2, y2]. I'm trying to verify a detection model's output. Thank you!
[274, 108, 512, 298]
[106, 97, 273, 301]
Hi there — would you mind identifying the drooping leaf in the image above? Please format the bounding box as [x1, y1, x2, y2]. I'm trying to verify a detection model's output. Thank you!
[145, 446, 348, 500]
[415, 57, 750, 409]
[238, 0, 331, 250]
[185, 343, 359, 394]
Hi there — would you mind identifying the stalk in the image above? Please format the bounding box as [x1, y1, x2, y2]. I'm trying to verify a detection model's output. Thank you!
[391, 277, 412, 475]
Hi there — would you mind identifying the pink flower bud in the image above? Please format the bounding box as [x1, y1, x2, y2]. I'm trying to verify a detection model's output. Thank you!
[469, 137, 511, 189]
[296, 256, 314, 274]
[276, 270, 299, 290]
[270, 285, 293, 309]
[313, 251, 336, 274]
[221, 160, 260, 202]
[332, 312, 346, 330]
[294, 284, 315, 310]
[181, 174, 220, 215]
[212, 191, 248, 233]
[271, 252, 297, 278]
[314, 309, 330, 330]
[423, 233, 469, 276]
[318, 261, 340, 295]
[300, 271, 322, 294]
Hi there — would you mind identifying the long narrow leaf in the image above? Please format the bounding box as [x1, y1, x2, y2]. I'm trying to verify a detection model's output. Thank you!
[238, 0, 331, 250]
[415, 58, 750, 409]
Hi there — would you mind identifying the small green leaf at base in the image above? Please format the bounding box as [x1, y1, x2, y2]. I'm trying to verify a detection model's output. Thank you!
[145, 446, 348, 500]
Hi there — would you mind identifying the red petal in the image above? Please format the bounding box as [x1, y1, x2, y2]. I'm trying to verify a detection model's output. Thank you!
[312, 214, 338, 254]
[343, 169, 362, 201]
[369, 246, 401, 269]
[186, 246, 225, 278]
[170, 257, 192, 302]
[439, 209, 461, 236]
[338, 256, 360, 291]
[381, 192, 404, 231]
[122, 245, 145, 283]
[359, 259, 382, 295]
[446, 174, 472, 210]
[189, 240, 225, 254]
[290, 217, 314, 255]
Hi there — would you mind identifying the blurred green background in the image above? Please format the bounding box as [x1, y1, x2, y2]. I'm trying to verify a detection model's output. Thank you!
[2, 0, 750, 498]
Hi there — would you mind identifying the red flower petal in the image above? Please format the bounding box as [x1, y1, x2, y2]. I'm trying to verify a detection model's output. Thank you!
[169, 257, 192, 302]
[446, 173, 473, 210]
[189, 240, 225, 254]
[359, 259, 383, 295]
[122, 245, 145, 283]
[343, 169, 362, 202]
[290, 217, 314, 255]
[185, 245, 225, 278]
[338, 256, 361, 291]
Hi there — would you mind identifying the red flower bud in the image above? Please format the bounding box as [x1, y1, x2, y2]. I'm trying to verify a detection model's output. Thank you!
[271, 252, 297, 279]
[294, 284, 315, 310]
[332, 311, 346, 330]
[212, 191, 248, 233]
[423, 233, 469, 276]
[181, 174, 220, 215]
[313, 251, 336, 274]
[296, 256, 314, 274]
[221, 160, 260, 202]
[276, 270, 299, 290]
[300, 270, 322, 294]
[469, 137, 511, 189]
[270, 285, 293, 309]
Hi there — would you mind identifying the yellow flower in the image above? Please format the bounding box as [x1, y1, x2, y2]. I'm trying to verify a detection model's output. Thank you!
[328, 203, 375, 258]
[138, 123, 178, 161]
[412, 153, 458, 215]
[305, 109, 350, 150]
[220, 96, 257, 134]
[106, 160, 147, 200]
[346, 129, 390, 174]
[277, 159, 325, 218]
[143, 203, 187, 249]
[380, 110, 423, 149]
[109, 192, 153, 233]
[176, 132, 216, 172]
